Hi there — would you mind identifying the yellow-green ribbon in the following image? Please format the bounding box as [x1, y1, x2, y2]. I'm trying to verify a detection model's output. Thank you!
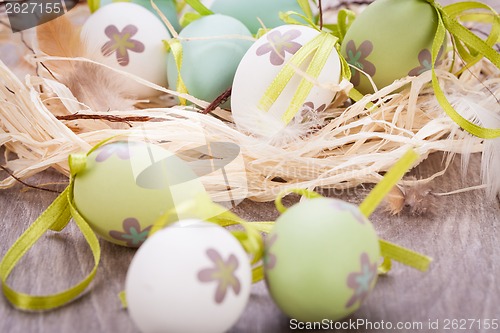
[428, 0, 500, 139]
[183, 0, 213, 16]
[323, 8, 356, 44]
[150, 193, 266, 282]
[273, 150, 432, 273]
[0, 155, 101, 311]
[163, 39, 189, 105]
[258, 31, 349, 125]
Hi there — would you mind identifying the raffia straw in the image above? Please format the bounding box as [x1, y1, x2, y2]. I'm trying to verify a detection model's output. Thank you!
[1, 8, 498, 202]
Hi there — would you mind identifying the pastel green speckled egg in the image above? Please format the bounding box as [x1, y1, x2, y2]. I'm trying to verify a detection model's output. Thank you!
[264, 198, 380, 322]
[340, 0, 441, 94]
[89, 0, 180, 32]
[210, 0, 306, 35]
[73, 141, 207, 247]
[167, 14, 253, 103]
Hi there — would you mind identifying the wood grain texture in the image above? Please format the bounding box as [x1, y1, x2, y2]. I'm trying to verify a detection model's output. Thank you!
[1, 152, 499, 333]
[1, 0, 500, 332]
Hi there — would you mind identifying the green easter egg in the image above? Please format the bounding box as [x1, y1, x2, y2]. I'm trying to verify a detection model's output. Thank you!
[264, 198, 380, 322]
[73, 141, 206, 247]
[89, 0, 181, 32]
[210, 0, 306, 34]
[167, 14, 252, 103]
[340, 0, 440, 94]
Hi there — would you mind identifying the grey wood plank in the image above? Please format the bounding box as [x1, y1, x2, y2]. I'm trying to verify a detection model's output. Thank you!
[1, 152, 499, 333]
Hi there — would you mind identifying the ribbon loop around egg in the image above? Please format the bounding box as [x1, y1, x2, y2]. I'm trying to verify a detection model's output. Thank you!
[258, 31, 348, 125]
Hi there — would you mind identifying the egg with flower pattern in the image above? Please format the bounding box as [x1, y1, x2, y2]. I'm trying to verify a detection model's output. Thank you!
[231, 24, 342, 141]
[81, 3, 170, 97]
[72, 141, 207, 247]
[264, 197, 380, 321]
[340, 0, 443, 94]
[88, 0, 181, 32]
[126, 219, 252, 333]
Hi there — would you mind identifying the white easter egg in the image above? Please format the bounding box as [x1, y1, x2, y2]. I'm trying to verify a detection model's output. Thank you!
[125, 219, 252, 333]
[81, 3, 170, 98]
[231, 25, 342, 140]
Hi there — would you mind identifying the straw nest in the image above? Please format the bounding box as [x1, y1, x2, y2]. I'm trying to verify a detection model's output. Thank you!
[0, 6, 498, 202]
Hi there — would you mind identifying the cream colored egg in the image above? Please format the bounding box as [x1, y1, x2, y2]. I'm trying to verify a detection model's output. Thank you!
[126, 219, 252, 333]
[81, 2, 170, 98]
[231, 25, 342, 141]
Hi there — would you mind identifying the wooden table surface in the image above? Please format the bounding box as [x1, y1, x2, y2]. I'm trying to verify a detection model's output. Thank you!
[1, 0, 500, 332]
[1, 151, 499, 333]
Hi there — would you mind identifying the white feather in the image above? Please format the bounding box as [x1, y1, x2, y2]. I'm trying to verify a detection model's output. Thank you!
[449, 92, 500, 200]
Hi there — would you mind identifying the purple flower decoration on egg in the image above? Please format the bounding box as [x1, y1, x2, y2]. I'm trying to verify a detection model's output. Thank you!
[95, 142, 132, 162]
[109, 218, 152, 247]
[330, 200, 366, 225]
[198, 249, 241, 304]
[408, 48, 443, 76]
[264, 234, 278, 270]
[344, 40, 376, 86]
[101, 24, 145, 66]
[345, 253, 378, 308]
[256, 29, 302, 66]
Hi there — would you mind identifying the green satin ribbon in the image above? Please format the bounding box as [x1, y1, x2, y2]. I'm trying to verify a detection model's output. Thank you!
[272, 150, 432, 273]
[427, 0, 500, 139]
[150, 193, 266, 281]
[179, 0, 213, 27]
[163, 39, 189, 105]
[0, 141, 268, 310]
[183, 0, 212, 16]
[0, 154, 101, 311]
[258, 31, 350, 125]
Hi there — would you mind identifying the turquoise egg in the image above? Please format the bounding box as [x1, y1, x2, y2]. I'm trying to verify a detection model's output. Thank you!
[341, 0, 441, 94]
[210, 0, 306, 35]
[167, 14, 253, 103]
[89, 0, 181, 32]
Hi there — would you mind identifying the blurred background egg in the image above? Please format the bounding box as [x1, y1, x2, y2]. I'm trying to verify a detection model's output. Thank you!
[88, 0, 181, 32]
[231, 25, 341, 140]
[166, 14, 253, 103]
[81, 2, 170, 98]
[340, 0, 441, 94]
[264, 198, 380, 321]
[73, 141, 207, 247]
[126, 219, 252, 333]
[210, 0, 306, 34]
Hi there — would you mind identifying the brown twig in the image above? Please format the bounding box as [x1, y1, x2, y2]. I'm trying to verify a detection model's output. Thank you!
[56, 114, 159, 123]
[202, 87, 232, 114]
[328, 0, 374, 11]
[319, 0, 323, 30]
[0, 165, 62, 194]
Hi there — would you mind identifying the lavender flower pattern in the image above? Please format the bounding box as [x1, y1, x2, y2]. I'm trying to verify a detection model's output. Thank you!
[345, 253, 378, 308]
[109, 218, 152, 247]
[330, 200, 367, 225]
[344, 40, 376, 86]
[302, 101, 327, 113]
[198, 249, 241, 304]
[256, 29, 302, 66]
[101, 24, 145, 66]
[408, 48, 443, 76]
[95, 142, 132, 162]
